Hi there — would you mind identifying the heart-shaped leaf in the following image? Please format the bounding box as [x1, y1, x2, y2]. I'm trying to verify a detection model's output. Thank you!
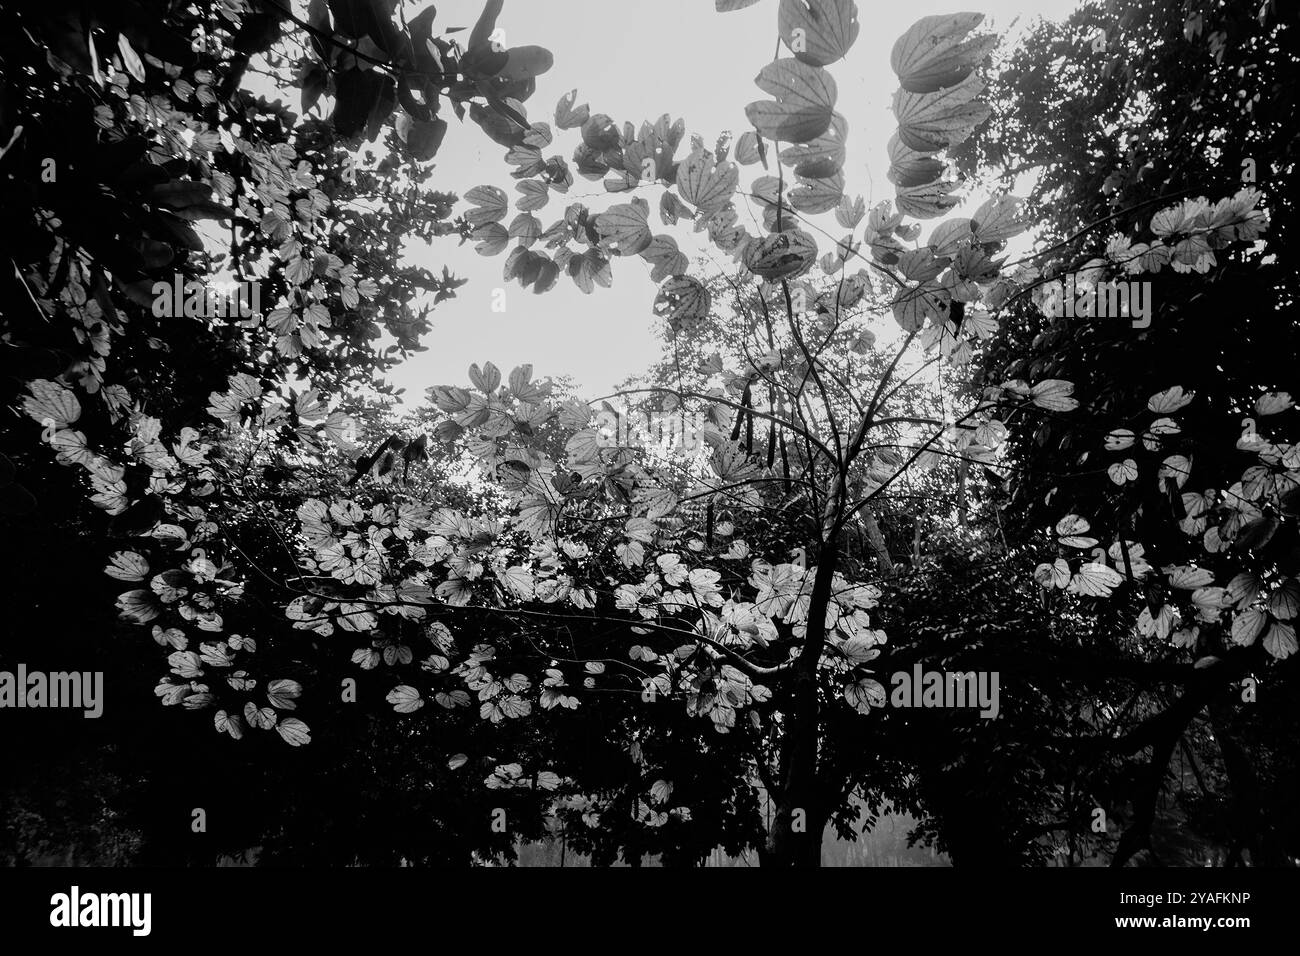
[891, 13, 996, 93]
[893, 72, 989, 152]
[675, 149, 739, 215]
[778, 0, 860, 67]
[745, 58, 837, 144]
[886, 133, 945, 186]
[595, 199, 653, 256]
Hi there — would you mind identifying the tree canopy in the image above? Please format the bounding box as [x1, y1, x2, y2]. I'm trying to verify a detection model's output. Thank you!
[2, 0, 1296, 868]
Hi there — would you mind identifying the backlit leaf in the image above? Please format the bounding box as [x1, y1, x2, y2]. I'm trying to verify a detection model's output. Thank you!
[778, 0, 860, 67]
[745, 58, 837, 144]
[891, 13, 994, 93]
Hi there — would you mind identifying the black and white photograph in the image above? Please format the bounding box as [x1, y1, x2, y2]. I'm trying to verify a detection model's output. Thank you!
[0, 0, 1295, 936]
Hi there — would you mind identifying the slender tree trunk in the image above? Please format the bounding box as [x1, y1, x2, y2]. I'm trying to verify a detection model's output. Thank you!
[766, 540, 839, 867]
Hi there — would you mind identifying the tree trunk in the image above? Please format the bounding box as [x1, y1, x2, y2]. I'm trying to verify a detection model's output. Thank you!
[765, 540, 840, 867]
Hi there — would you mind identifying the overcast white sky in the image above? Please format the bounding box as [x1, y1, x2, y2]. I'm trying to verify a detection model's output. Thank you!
[372, 0, 1080, 402]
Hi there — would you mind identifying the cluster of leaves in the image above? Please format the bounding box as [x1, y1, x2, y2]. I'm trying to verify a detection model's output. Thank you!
[296, 0, 553, 160]
[11, 0, 1294, 868]
[51, 6, 1088, 871]
[0, 0, 519, 747]
[949, 0, 1300, 863]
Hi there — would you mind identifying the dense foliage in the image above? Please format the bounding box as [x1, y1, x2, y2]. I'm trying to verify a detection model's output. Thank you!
[2, 0, 1294, 867]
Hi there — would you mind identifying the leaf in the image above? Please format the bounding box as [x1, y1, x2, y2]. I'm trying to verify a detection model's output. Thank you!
[106, 551, 150, 582]
[744, 229, 819, 281]
[473, 221, 509, 255]
[507, 364, 535, 397]
[835, 194, 865, 228]
[498, 45, 554, 82]
[117, 33, 146, 83]
[566, 429, 603, 463]
[789, 171, 844, 214]
[517, 125, 553, 154]
[23, 380, 81, 427]
[641, 235, 689, 282]
[508, 213, 542, 247]
[1055, 514, 1098, 549]
[555, 89, 590, 129]
[778, 0, 860, 67]
[926, 218, 973, 256]
[1256, 391, 1293, 415]
[1269, 578, 1300, 621]
[840, 635, 879, 665]
[1148, 385, 1196, 413]
[266, 678, 302, 710]
[469, 361, 502, 393]
[386, 685, 425, 713]
[891, 13, 995, 93]
[887, 133, 945, 186]
[897, 248, 948, 282]
[638, 488, 679, 519]
[895, 180, 962, 219]
[469, 0, 505, 52]
[500, 565, 536, 600]
[624, 517, 656, 543]
[892, 72, 989, 153]
[1034, 558, 1070, 589]
[276, 717, 312, 746]
[516, 179, 549, 211]
[244, 702, 277, 729]
[844, 677, 886, 714]
[736, 131, 763, 164]
[1231, 608, 1267, 646]
[1104, 428, 1135, 451]
[1166, 565, 1215, 589]
[1029, 379, 1078, 412]
[436, 689, 471, 708]
[1264, 621, 1297, 660]
[1107, 459, 1138, 485]
[1068, 561, 1123, 597]
[1158, 455, 1193, 489]
[970, 194, 1025, 243]
[406, 117, 448, 161]
[595, 199, 653, 255]
[1234, 515, 1279, 552]
[653, 275, 711, 332]
[890, 280, 949, 332]
[214, 710, 244, 740]
[465, 185, 508, 227]
[745, 58, 838, 144]
[1226, 572, 1261, 608]
[448, 753, 469, 769]
[116, 589, 159, 624]
[675, 150, 739, 216]
[716, 0, 762, 9]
